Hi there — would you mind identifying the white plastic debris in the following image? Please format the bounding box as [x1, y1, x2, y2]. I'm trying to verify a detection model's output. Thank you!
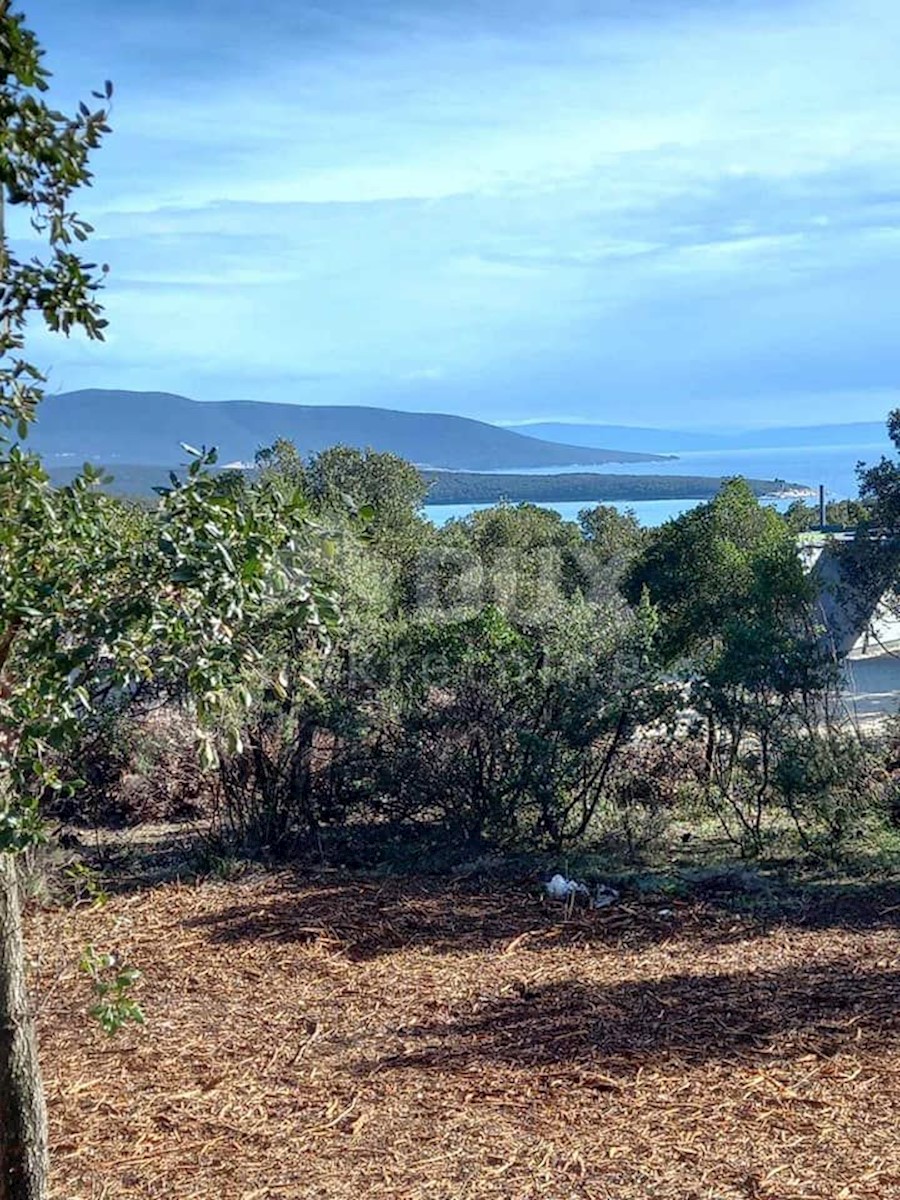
[545, 875, 619, 910]
[545, 873, 589, 901]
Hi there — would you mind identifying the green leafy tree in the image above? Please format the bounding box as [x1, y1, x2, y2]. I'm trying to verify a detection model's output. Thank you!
[578, 503, 645, 566]
[306, 444, 429, 560]
[367, 596, 671, 852]
[1, 14, 113, 1195]
[425, 503, 595, 619]
[858, 409, 900, 532]
[0, 13, 336, 1198]
[254, 437, 308, 492]
[625, 479, 834, 851]
[624, 479, 813, 666]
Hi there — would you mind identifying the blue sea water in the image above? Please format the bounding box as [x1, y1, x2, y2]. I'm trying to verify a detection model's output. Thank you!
[423, 441, 893, 529]
[425, 497, 723, 528]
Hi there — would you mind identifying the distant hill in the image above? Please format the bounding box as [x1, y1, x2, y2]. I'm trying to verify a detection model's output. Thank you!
[27, 390, 668, 472]
[45, 461, 796, 506]
[509, 421, 893, 455]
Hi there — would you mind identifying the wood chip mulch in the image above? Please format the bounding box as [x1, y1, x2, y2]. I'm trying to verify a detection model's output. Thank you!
[28, 872, 900, 1199]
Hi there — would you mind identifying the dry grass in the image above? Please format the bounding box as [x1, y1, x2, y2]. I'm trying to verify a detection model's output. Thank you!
[30, 871, 900, 1199]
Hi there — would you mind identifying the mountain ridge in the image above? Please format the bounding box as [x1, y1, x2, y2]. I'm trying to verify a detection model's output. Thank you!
[29, 389, 669, 471]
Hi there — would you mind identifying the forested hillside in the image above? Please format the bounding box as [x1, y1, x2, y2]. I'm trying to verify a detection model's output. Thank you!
[29, 389, 668, 471]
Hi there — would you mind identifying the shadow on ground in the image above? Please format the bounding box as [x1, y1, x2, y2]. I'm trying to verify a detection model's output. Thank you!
[182, 871, 900, 961]
[372, 958, 900, 1074]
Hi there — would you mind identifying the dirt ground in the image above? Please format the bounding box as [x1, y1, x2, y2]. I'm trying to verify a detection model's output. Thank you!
[33, 871, 900, 1200]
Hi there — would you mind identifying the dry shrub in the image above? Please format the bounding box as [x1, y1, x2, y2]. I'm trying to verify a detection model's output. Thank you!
[54, 704, 210, 827]
[595, 738, 703, 860]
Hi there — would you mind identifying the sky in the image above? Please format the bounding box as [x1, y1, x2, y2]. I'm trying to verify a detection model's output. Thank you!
[19, 0, 900, 428]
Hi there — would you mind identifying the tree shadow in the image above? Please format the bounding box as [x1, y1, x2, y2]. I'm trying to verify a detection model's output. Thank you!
[182, 876, 714, 959]
[182, 871, 900, 962]
[769, 876, 900, 931]
[372, 958, 900, 1075]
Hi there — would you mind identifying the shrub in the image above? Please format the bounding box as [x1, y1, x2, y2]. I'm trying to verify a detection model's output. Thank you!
[363, 601, 675, 852]
[774, 730, 890, 858]
[53, 702, 210, 827]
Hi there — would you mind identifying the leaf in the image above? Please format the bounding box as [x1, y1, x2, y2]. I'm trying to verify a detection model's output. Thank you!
[272, 667, 289, 701]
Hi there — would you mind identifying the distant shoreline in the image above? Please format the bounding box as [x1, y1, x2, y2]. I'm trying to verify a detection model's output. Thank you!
[767, 486, 818, 500]
[422, 469, 810, 506]
[45, 461, 813, 507]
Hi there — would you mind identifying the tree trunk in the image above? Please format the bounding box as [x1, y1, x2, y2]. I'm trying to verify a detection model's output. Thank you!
[0, 850, 48, 1200]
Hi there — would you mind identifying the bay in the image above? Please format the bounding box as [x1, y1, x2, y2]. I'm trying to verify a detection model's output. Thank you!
[424, 496, 793, 528]
[423, 440, 893, 528]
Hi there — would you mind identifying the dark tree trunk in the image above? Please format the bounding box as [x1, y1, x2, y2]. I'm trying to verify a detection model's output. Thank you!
[0, 850, 48, 1200]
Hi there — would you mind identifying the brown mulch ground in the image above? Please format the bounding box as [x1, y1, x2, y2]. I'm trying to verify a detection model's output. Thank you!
[31, 871, 900, 1199]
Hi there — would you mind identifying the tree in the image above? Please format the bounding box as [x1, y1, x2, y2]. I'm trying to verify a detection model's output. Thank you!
[254, 437, 308, 492]
[1, 14, 112, 1195]
[306, 444, 428, 556]
[624, 479, 812, 666]
[428, 502, 595, 619]
[858, 410, 900, 533]
[0, 13, 336, 1198]
[578, 503, 645, 565]
[366, 595, 670, 852]
[624, 479, 834, 851]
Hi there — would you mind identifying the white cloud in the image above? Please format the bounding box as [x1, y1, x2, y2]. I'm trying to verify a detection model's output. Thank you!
[27, 0, 900, 423]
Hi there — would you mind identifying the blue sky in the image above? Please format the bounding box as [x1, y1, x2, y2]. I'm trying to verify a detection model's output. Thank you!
[22, 0, 900, 427]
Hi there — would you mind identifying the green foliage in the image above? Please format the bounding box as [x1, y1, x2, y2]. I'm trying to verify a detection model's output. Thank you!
[0, 9, 112, 434]
[858, 409, 900, 532]
[417, 503, 601, 618]
[0, 5, 114, 848]
[307, 444, 429, 561]
[773, 730, 886, 857]
[0, 444, 338, 841]
[625, 478, 813, 667]
[79, 945, 144, 1036]
[783, 497, 871, 533]
[63, 862, 108, 908]
[578, 503, 645, 567]
[360, 599, 674, 852]
[255, 438, 307, 491]
[624, 479, 844, 855]
[201, 470, 895, 867]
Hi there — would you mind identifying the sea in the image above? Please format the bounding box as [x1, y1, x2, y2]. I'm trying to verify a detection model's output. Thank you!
[423, 441, 894, 528]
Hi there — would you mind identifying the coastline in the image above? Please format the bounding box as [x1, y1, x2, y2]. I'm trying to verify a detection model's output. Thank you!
[422, 469, 803, 506]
